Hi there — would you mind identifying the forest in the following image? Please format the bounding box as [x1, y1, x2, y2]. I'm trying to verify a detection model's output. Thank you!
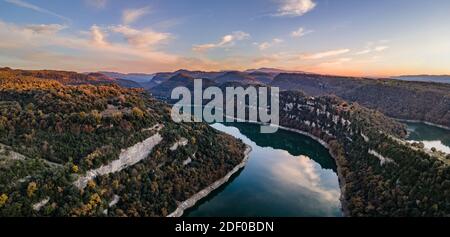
[0, 69, 246, 216]
[271, 73, 450, 128]
[1, 67, 449, 217]
[278, 90, 450, 216]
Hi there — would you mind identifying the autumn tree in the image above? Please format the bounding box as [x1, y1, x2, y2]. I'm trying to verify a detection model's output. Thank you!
[0, 194, 8, 207]
[27, 182, 38, 198]
[132, 107, 144, 118]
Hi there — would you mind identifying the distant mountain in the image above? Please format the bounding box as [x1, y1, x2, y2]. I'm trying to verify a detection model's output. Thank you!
[113, 78, 142, 88]
[245, 67, 307, 75]
[141, 72, 174, 89]
[86, 73, 142, 88]
[150, 73, 217, 98]
[214, 71, 261, 85]
[174, 69, 225, 80]
[137, 69, 286, 89]
[392, 75, 450, 84]
[99, 71, 155, 83]
[52, 72, 142, 89]
[142, 70, 233, 89]
[248, 71, 276, 84]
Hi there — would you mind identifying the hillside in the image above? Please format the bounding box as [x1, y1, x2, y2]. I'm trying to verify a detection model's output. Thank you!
[99, 72, 155, 84]
[214, 71, 261, 85]
[278, 91, 450, 216]
[0, 68, 141, 89]
[0, 69, 247, 217]
[150, 73, 218, 99]
[248, 71, 276, 84]
[271, 73, 450, 127]
[86, 73, 141, 89]
[173, 70, 225, 80]
[142, 70, 225, 90]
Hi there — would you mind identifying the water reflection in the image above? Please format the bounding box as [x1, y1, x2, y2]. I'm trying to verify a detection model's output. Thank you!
[271, 154, 340, 204]
[186, 123, 342, 217]
[223, 122, 337, 171]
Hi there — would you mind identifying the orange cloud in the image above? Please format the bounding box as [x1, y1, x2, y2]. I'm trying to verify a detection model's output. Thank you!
[193, 31, 250, 53]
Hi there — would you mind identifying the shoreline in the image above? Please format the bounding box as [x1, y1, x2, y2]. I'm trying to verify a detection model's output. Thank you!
[222, 119, 350, 217]
[167, 146, 252, 217]
[395, 118, 450, 131]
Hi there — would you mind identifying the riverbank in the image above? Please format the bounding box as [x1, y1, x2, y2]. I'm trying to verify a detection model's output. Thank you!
[167, 145, 252, 217]
[395, 119, 450, 131]
[222, 120, 350, 217]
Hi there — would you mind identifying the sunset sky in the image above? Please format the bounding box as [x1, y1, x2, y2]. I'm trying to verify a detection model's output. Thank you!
[1, 0, 450, 77]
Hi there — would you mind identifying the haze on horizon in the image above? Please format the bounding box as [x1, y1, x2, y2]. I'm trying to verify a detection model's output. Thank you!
[0, 0, 450, 77]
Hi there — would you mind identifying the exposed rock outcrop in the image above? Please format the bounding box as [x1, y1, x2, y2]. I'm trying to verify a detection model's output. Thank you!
[32, 197, 50, 211]
[170, 138, 189, 151]
[74, 125, 164, 190]
[369, 149, 395, 166]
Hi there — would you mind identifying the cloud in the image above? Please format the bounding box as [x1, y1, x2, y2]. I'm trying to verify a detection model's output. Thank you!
[355, 49, 372, 55]
[302, 49, 350, 60]
[270, 153, 341, 206]
[276, 0, 317, 17]
[110, 25, 171, 48]
[192, 43, 216, 53]
[90, 25, 108, 46]
[24, 24, 66, 34]
[0, 21, 248, 73]
[257, 42, 270, 50]
[291, 27, 313, 38]
[255, 38, 284, 50]
[85, 0, 107, 9]
[122, 7, 151, 25]
[4, 0, 70, 22]
[0, 20, 181, 73]
[374, 46, 389, 52]
[193, 31, 250, 52]
[355, 42, 390, 55]
[220, 31, 250, 44]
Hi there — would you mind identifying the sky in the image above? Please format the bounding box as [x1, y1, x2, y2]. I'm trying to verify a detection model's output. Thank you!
[1, 0, 450, 77]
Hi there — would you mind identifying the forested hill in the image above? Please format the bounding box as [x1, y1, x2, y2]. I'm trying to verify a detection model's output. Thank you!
[279, 91, 450, 216]
[0, 69, 247, 217]
[0, 67, 141, 88]
[271, 73, 450, 128]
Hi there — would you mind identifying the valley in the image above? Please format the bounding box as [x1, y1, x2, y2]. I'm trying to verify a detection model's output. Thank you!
[0, 67, 449, 217]
[186, 123, 342, 217]
[1, 0, 450, 228]
[124, 68, 449, 129]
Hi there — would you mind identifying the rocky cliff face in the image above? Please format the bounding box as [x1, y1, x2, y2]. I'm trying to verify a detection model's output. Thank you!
[277, 91, 450, 217]
[74, 129, 164, 190]
[271, 73, 450, 128]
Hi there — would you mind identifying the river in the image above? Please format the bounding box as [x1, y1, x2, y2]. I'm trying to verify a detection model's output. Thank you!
[404, 122, 450, 154]
[185, 122, 342, 217]
[184, 121, 449, 217]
